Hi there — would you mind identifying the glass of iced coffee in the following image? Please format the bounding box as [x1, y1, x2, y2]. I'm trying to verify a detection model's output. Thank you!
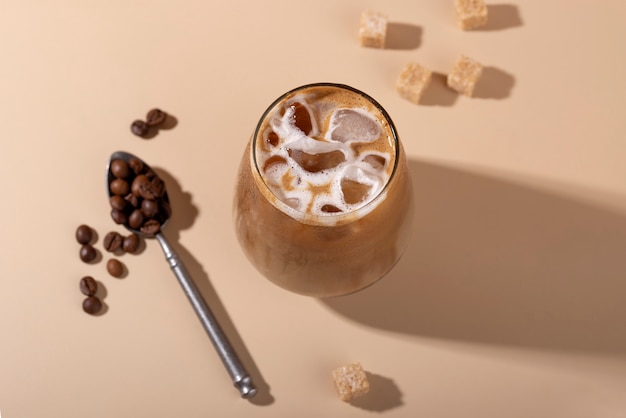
[234, 83, 413, 297]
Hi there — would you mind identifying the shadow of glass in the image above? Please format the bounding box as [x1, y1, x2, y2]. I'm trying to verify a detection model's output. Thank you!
[420, 72, 459, 107]
[321, 159, 626, 356]
[349, 372, 403, 412]
[385, 23, 422, 50]
[152, 167, 274, 405]
[473, 66, 515, 100]
[480, 4, 523, 31]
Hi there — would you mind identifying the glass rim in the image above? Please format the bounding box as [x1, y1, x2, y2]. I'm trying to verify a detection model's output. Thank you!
[251, 82, 400, 225]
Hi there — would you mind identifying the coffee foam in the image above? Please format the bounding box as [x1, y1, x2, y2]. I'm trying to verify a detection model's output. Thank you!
[255, 86, 396, 218]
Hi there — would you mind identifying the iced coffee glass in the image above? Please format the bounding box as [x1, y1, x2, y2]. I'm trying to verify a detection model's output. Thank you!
[234, 83, 413, 297]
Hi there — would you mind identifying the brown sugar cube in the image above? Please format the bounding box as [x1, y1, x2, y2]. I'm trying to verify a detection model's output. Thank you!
[396, 62, 433, 104]
[455, 0, 488, 30]
[447, 55, 483, 97]
[359, 10, 388, 48]
[332, 362, 370, 402]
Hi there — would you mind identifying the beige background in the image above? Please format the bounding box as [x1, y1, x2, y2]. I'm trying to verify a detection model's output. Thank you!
[1, 1, 625, 417]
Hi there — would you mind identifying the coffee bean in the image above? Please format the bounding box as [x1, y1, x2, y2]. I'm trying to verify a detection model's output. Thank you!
[128, 158, 144, 175]
[79, 244, 97, 263]
[106, 259, 124, 278]
[131, 120, 150, 137]
[146, 177, 165, 199]
[79, 276, 98, 296]
[110, 159, 131, 179]
[103, 231, 124, 252]
[128, 209, 144, 230]
[111, 209, 128, 225]
[144, 168, 157, 180]
[110, 195, 126, 211]
[110, 178, 130, 196]
[123, 233, 140, 254]
[83, 296, 102, 315]
[124, 193, 140, 208]
[146, 108, 167, 126]
[131, 174, 149, 197]
[75, 224, 93, 245]
[140, 219, 161, 236]
[141, 199, 159, 217]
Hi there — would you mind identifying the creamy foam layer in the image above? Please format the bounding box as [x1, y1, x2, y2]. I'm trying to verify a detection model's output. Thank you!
[255, 85, 396, 217]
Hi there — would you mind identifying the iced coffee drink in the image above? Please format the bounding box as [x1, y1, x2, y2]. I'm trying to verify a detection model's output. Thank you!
[234, 83, 413, 297]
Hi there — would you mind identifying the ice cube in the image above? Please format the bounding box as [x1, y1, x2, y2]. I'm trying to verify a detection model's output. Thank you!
[321, 204, 343, 213]
[341, 178, 372, 205]
[328, 109, 381, 143]
[339, 166, 381, 205]
[288, 149, 345, 173]
[284, 197, 301, 209]
[288, 102, 314, 135]
[362, 154, 387, 170]
[263, 155, 287, 172]
[266, 131, 280, 147]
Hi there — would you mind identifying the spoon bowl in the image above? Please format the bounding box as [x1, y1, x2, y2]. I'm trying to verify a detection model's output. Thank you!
[106, 150, 171, 236]
[106, 150, 257, 399]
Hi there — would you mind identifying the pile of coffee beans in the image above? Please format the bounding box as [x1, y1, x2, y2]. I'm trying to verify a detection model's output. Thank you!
[131, 108, 168, 137]
[103, 231, 141, 254]
[76, 224, 98, 263]
[75, 224, 143, 315]
[79, 276, 102, 315]
[108, 157, 171, 236]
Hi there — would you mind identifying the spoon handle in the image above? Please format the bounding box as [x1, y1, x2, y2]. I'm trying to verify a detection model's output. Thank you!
[155, 233, 257, 399]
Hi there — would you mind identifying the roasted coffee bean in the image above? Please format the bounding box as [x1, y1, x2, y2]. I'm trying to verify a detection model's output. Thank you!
[111, 209, 128, 225]
[123, 233, 140, 254]
[79, 276, 98, 296]
[128, 158, 144, 175]
[106, 259, 125, 278]
[140, 219, 161, 236]
[141, 199, 159, 217]
[147, 177, 165, 199]
[124, 193, 140, 208]
[146, 108, 167, 126]
[144, 168, 157, 180]
[134, 176, 164, 200]
[128, 209, 144, 230]
[75, 224, 93, 245]
[110, 159, 131, 179]
[103, 231, 124, 252]
[110, 195, 126, 211]
[131, 119, 150, 137]
[82, 296, 102, 315]
[131, 174, 150, 197]
[79, 244, 97, 263]
[110, 178, 130, 196]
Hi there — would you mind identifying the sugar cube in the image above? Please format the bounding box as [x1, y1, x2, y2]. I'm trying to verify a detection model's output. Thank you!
[447, 55, 483, 96]
[396, 62, 433, 104]
[455, 0, 488, 30]
[332, 362, 370, 402]
[359, 10, 388, 48]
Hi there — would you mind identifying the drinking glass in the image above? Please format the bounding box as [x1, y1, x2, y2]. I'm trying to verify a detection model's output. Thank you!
[233, 83, 413, 297]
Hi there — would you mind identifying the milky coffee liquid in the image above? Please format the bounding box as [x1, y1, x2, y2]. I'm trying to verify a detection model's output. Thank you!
[254, 84, 397, 222]
[235, 83, 413, 297]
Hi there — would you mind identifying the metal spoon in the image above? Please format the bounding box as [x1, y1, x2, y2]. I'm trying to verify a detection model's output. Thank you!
[106, 150, 257, 399]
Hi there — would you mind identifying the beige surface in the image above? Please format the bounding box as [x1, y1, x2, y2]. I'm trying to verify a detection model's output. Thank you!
[1, 1, 625, 417]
